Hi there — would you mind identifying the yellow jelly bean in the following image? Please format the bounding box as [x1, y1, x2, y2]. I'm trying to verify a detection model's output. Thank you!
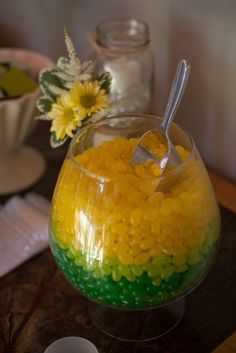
[134, 251, 150, 265]
[130, 208, 142, 226]
[112, 222, 128, 235]
[172, 245, 187, 257]
[115, 242, 129, 254]
[149, 244, 162, 257]
[118, 253, 133, 266]
[134, 165, 146, 178]
[140, 236, 156, 250]
[128, 244, 141, 257]
[107, 212, 123, 224]
[151, 221, 161, 235]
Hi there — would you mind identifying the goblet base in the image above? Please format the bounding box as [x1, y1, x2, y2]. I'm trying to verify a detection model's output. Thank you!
[89, 297, 185, 341]
[0, 146, 45, 195]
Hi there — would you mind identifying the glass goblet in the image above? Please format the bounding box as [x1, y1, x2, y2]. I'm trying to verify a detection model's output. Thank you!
[49, 115, 220, 341]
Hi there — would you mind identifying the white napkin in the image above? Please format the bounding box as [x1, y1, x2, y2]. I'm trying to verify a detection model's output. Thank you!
[0, 193, 50, 277]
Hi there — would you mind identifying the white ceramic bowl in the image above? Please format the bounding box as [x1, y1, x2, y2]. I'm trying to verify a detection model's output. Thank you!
[0, 48, 54, 195]
[44, 337, 98, 353]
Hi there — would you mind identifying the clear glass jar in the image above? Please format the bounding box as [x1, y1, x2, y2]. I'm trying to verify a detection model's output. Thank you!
[91, 19, 154, 115]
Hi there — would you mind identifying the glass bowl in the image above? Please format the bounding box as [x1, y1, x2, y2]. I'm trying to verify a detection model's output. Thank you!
[49, 115, 220, 340]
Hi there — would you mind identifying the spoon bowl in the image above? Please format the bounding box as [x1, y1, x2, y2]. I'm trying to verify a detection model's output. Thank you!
[132, 60, 190, 171]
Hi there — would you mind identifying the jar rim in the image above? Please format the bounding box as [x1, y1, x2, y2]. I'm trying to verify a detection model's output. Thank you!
[69, 115, 195, 184]
[96, 18, 150, 51]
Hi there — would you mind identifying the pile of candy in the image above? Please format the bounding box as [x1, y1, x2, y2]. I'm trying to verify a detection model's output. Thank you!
[50, 137, 219, 308]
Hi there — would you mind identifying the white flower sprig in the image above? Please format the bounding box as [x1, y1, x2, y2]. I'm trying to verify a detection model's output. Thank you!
[36, 29, 112, 148]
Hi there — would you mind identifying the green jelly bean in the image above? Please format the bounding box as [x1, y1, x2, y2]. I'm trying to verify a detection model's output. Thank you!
[122, 286, 134, 297]
[142, 262, 153, 272]
[152, 254, 166, 266]
[200, 245, 210, 255]
[187, 255, 203, 266]
[112, 268, 122, 282]
[131, 265, 143, 277]
[146, 284, 158, 294]
[57, 240, 68, 250]
[136, 274, 151, 285]
[172, 255, 186, 266]
[148, 265, 162, 278]
[176, 264, 188, 273]
[187, 248, 199, 259]
[101, 263, 112, 275]
[152, 276, 162, 287]
[66, 249, 74, 259]
[125, 273, 136, 282]
[104, 281, 121, 295]
[93, 269, 103, 279]
[105, 257, 118, 266]
[50, 224, 217, 310]
[121, 299, 132, 306]
[118, 277, 129, 288]
[118, 264, 131, 277]
[135, 298, 149, 307]
[132, 287, 148, 299]
[75, 256, 85, 267]
[165, 273, 181, 287]
[160, 265, 175, 279]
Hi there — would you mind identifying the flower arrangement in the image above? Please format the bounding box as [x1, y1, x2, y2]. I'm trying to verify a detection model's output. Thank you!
[36, 29, 111, 147]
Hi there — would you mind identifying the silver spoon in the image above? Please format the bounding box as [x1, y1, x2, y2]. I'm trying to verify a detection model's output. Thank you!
[132, 59, 190, 170]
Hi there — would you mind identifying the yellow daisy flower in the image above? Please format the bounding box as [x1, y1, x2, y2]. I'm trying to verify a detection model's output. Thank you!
[48, 93, 82, 141]
[70, 81, 108, 118]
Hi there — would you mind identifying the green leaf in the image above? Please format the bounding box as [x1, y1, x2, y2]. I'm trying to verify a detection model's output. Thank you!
[39, 68, 66, 98]
[57, 57, 70, 72]
[36, 95, 53, 114]
[97, 72, 112, 94]
[50, 133, 68, 148]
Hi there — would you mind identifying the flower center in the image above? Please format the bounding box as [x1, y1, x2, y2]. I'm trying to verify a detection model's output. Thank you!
[64, 108, 74, 120]
[80, 94, 96, 108]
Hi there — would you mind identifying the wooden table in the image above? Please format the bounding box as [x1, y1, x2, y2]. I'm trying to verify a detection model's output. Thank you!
[0, 124, 236, 353]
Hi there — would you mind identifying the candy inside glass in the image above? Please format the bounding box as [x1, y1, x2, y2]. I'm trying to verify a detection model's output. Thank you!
[49, 115, 220, 341]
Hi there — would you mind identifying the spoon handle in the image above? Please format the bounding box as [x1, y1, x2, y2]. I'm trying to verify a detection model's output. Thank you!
[161, 59, 190, 132]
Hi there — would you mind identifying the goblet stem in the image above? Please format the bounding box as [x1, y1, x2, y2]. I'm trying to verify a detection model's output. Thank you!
[89, 297, 185, 341]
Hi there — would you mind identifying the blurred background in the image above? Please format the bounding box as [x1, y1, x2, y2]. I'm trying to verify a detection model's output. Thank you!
[0, 0, 235, 181]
